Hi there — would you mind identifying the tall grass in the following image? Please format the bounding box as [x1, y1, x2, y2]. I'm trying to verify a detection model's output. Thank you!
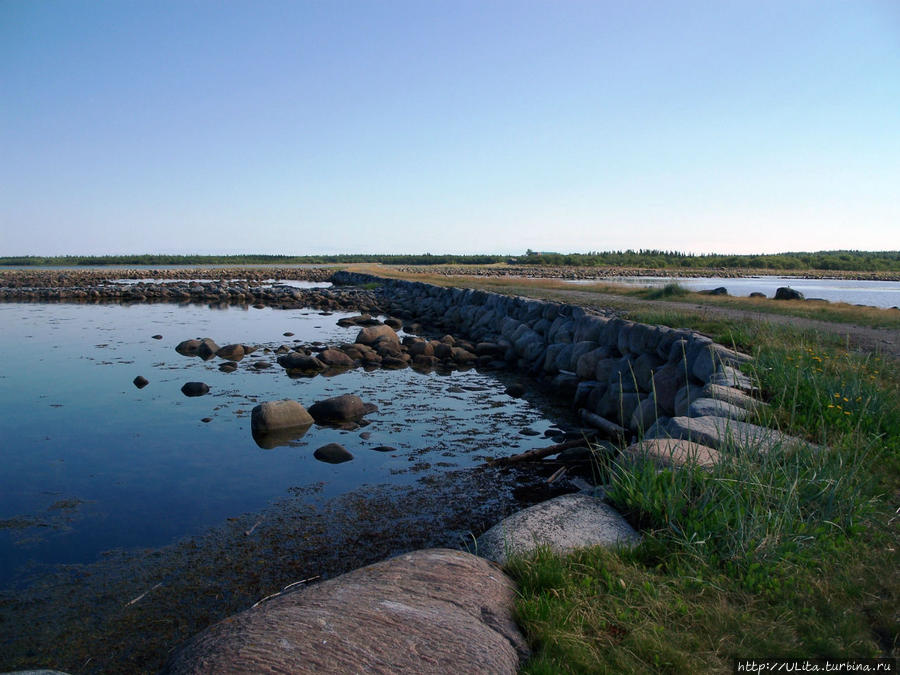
[509, 317, 899, 671]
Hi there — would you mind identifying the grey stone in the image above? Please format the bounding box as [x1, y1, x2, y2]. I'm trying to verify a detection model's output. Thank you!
[164, 549, 528, 675]
[475, 494, 640, 566]
[707, 366, 755, 391]
[651, 416, 819, 455]
[623, 438, 722, 469]
[701, 383, 764, 412]
[688, 397, 752, 420]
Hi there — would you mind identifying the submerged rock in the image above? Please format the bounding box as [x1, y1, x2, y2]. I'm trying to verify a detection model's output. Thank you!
[314, 442, 354, 464]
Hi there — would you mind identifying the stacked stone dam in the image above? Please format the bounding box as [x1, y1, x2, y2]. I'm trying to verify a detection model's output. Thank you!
[333, 271, 752, 436]
[0, 270, 378, 312]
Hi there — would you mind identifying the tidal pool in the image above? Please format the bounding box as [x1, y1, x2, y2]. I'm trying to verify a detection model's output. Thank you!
[0, 302, 572, 589]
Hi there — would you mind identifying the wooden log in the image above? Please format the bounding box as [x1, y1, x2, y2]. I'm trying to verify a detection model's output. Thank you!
[579, 408, 626, 440]
[489, 438, 592, 466]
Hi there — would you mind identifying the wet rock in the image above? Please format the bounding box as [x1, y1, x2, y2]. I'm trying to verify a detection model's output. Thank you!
[197, 338, 220, 360]
[201, 417, 212, 423]
[252, 361, 272, 370]
[314, 442, 354, 464]
[175, 339, 202, 356]
[475, 493, 641, 566]
[699, 286, 727, 295]
[372, 445, 397, 452]
[250, 400, 314, 436]
[308, 394, 377, 424]
[277, 352, 325, 374]
[504, 383, 526, 398]
[216, 344, 245, 361]
[219, 362, 238, 373]
[356, 324, 398, 346]
[163, 549, 528, 675]
[317, 349, 355, 367]
[151, 334, 163, 340]
[383, 317, 403, 330]
[181, 382, 209, 397]
[133, 375, 149, 389]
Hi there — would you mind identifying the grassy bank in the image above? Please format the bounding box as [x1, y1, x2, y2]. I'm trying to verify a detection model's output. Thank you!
[508, 314, 899, 673]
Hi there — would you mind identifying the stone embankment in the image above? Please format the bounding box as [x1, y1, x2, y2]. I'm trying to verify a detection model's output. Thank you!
[333, 271, 755, 438]
[0, 268, 377, 312]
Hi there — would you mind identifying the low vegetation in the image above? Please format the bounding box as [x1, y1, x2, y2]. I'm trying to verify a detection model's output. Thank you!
[3, 249, 899, 273]
[508, 314, 899, 673]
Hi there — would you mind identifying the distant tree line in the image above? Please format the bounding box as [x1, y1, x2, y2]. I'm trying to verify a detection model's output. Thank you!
[520, 249, 900, 271]
[1, 250, 898, 271]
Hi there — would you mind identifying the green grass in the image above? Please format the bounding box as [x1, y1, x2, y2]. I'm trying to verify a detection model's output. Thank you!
[508, 315, 899, 673]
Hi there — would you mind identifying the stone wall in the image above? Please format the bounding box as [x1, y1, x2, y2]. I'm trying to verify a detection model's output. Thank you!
[332, 271, 751, 435]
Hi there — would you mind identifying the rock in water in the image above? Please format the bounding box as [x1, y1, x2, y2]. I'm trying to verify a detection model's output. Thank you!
[163, 549, 528, 674]
[175, 339, 202, 356]
[133, 375, 149, 389]
[215, 344, 245, 361]
[250, 400, 314, 435]
[355, 324, 399, 346]
[180, 382, 209, 397]
[314, 442, 354, 463]
[308, 394, 377, 424]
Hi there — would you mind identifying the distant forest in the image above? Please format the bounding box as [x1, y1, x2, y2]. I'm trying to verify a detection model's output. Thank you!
[1, 250, 899, 271]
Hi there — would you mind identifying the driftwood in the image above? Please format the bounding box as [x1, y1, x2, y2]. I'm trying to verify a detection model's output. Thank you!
[579, 409, 626, 440]
[489, 438, 592, 466]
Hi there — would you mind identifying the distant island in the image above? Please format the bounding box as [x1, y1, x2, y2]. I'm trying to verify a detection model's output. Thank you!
[1, 249, 899, 272]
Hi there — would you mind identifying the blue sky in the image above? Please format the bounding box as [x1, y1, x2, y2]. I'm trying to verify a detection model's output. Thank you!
[1, 1, 898, 256]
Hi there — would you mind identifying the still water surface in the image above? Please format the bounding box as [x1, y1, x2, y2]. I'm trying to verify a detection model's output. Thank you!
[565, 276, 900, 308]
[0, 302, 562, 588]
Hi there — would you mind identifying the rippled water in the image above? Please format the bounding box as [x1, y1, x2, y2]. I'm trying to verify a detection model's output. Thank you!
[0, 302, 566, 588]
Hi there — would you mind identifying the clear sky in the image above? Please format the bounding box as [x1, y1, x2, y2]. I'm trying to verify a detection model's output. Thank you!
[1, 1, 898, 256]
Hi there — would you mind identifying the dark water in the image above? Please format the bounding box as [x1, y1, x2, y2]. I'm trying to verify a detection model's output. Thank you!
[566, 275, 900, 308]
[0, 302, 565, 589]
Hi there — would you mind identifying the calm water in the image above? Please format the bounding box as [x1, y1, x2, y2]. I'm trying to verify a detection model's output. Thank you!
[0, 302, 563, 588]
[566, 276, 900, 308]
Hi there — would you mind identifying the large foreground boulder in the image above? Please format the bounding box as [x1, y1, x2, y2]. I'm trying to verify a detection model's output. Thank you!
[163, 549, 528, 674]
[476, 493, 641, 566]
